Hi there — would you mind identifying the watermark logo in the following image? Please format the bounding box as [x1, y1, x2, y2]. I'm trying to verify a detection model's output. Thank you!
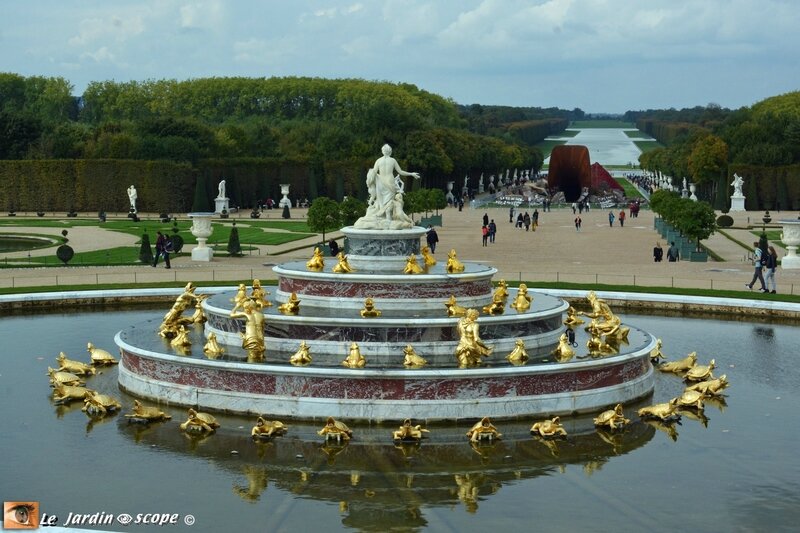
[3, 502, 39, 529]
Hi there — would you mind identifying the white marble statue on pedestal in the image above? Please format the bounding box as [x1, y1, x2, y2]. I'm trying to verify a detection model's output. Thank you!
[127, 185, 137, 213]
[214, 179, 230, 214]
[217, 180, 226, 199]
[353, 144, 420, 230]
[730, 173, 746, 212]
[478, 173, 484, 194]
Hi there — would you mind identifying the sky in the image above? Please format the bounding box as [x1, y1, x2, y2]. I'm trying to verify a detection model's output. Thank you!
[1, 0, 798, 113]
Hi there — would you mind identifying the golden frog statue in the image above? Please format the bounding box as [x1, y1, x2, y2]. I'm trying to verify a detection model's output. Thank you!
[87, 342, 118, 365]
[52, 382, 93, 404]
[250, 279, 272, 309]
[332, 252, 355, 273]
[306, 247, 325, 271]
[82, 390, 122, 416]
[552, 333, 575, 362]
[684, 359, 715, 382]
[649, 338, 666, 363]
[454, 309, 493, 368]
[510, 283, 532, 312]
[277, 292, 301, 315]
[289, 341, 313, 366]
[191, 294, 209, 324]
[637, 398, 680, 421]
[125, 400, 172, 422]
[203, 333, 225, 357]
[563, 306, 585, 327]
[494, 279, 509, 303]
[56, 351, 96, 376]
[251, 416, 288, 439]
[530, 416, 568, 437]
[393, 419, 430, 442]
[444, 295, 467, 317]
[231, 283, 248, 313]
[421, 246, 436, 267]
[585, 322, 617, 357]
[403, 254, 424, 274]
[402, 345, 427, 368]
[445, 249, 465, 273]
[318, 416, 353, 442]
[659, 352, 697, 374]
[360, 297, 382, 318]
[47, 366, 84, 387]
[466, 417, 502, 442]
[180, 408, 220, 433]
[342, 342, 366, 368]
[506, 339, 529, 365]
[686, 375, 729, 396]
[676, 389, 705, 411]
[482, 292, 505, 315]
[170, 325, 192, 348]
[593, 404, 630, 430]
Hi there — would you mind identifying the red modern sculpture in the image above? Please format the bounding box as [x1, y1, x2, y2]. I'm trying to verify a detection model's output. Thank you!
[548, 145, 591, 201]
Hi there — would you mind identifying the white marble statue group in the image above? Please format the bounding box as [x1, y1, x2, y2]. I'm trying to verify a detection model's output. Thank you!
[353, 144, 420, 230]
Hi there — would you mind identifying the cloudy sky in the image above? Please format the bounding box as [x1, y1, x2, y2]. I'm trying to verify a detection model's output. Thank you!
[2, 0, 798, 113]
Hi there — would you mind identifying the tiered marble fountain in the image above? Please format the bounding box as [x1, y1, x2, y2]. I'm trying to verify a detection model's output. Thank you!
[117, 146, 655, 421]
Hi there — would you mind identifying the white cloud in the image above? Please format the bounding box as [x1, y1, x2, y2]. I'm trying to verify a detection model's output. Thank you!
[180, 1, 225, 29]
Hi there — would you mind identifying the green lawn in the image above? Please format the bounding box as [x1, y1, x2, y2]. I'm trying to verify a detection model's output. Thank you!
[624, 130, 653, 139]
[634, 140, 664, 154]
[556, 130, 580, 138]
[614, 178, 645, 199]
[569, 120, 634, 128]
[534, 140, 567, 158]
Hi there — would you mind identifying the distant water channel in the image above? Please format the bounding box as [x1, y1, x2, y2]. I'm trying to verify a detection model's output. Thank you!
[2, 306, 798, 532]
[544, 128, 653, 167]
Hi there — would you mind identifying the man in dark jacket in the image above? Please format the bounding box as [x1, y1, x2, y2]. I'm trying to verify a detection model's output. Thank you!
[426, 226, 439, 253]
[153, 231, 171, 268]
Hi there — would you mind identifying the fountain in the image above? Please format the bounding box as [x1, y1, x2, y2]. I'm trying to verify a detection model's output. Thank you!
[117, 146, 655, 421]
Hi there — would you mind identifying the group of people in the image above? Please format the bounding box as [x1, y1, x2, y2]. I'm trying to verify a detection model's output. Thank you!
[653, 242, 680, 262]
[481, 213, 497, 246]
[747, 242, 779, 293]
[509, 209, 539, 231]
[608, 210, 627, 227]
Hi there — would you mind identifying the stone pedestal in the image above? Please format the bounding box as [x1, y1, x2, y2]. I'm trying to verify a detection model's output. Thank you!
[188, 212, 214, 262]
[730, 195, 746, 212]
[341, 226, 427, 271]
[780, 220, 800, 269]
[278, 184, 291, 208]
[214, 197, 229, 214]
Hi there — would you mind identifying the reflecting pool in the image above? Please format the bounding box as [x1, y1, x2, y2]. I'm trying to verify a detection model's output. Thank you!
[1, 307, 799, 532]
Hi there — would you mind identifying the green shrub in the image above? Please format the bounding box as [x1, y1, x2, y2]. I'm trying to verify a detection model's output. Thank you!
[139, 233, 153, 263]
[716, 214, 734, 227]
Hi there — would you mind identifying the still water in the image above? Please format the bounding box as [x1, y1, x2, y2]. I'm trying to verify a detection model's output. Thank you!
[1, 307, 798, 532]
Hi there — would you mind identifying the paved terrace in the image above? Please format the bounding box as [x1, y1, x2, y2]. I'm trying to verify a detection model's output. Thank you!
[1, 206, 799, 295]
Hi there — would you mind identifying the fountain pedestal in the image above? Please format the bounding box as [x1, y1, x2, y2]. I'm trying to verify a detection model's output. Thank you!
[342, 226, 427, 271]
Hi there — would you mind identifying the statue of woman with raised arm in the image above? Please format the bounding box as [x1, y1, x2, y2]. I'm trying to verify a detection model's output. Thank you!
[354, 144, 420, 230]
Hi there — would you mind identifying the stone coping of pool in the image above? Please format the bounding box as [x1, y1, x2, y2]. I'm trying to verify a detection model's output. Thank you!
[3, 287, 799, 317]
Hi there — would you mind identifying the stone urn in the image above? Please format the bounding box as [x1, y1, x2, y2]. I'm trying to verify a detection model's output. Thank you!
[188, 212, 214, 262]
[278, 184, 291, 208]
[780, 220, 800, 269]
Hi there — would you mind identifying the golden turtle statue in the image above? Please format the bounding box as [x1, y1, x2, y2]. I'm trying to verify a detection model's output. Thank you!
[686, 375, 729, 396]
[87, 342, 118, 365]
[342, 342, 366, 368]
[251, 416, 288, 439]
[421, 246, 436, 267]
[684, 359, 715, 382]
[203, 332, 225, 357]
[676, 389, 705, 410]
[649, 338, 666, 363]
[403, 254, 424, 274]
[392, 419, 430, 442]
[82, 390, 122, 416]
[659, 352, 697, 374]
[402, 345, 427, 368]
[360, 297, 382, 318]
[510, 283, 532, 312]
[125, 400, 172, 423]
[444, 295, 467, 317]
[530, 416, 568, 437]
[289, 341, 313, 366]
[47, 366, 84, 387]
[52, 382, 93, 404]
[56, 351, 96, 376]
[445, 249, 465, 273]
[637, 398, 681, 421]
[466, 417, 502, 442]
[506, 339, 529, 365]
[318, 417, 353, 442]
[180, 408, 220, 433]
[306, 247, 325, 271]
[593, 404, 630, 430]
[277, 292, 301, 315]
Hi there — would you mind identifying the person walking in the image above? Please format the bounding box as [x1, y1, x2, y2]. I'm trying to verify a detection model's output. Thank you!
[618, 210, 626, 227]
[764, 245, 778, 293]
[666, 241, 679, 262]
[483, 212, 489, 227]
[509, 206, 515, 224]
[152, 231, 172, 269]
[488, 219, 497, 243]
[426, 226, 439, 253]
[574, 216, 582, 232]
[745, 241, 768, 292]
[481, 225, 489, 247]
[653, 242, 663, 262]
[523, 212, 531, 231]
[608, 211, 615, 227]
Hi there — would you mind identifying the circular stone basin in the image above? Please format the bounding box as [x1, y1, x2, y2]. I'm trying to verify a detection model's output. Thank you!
[0, 234, 59, 253]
